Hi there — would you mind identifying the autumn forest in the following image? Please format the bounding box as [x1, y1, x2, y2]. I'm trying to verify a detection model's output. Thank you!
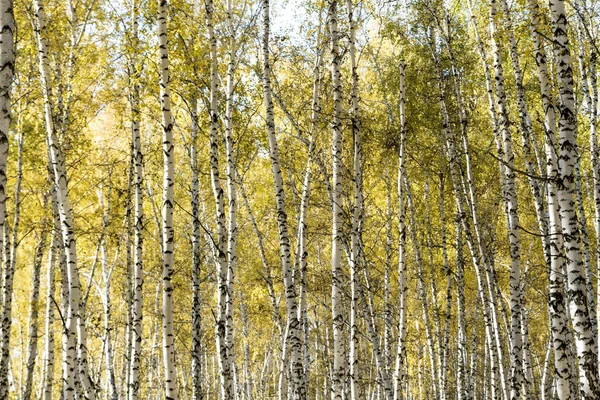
[0, 0, 597, 399]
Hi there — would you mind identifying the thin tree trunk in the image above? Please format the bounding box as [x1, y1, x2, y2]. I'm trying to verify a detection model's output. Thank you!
[405, 176, 439, 399]
[261, 1, 303, 398]
[190, 95, 203, 400]
[41, 209, 58, 400]
[33, 1, 95, 398]
[22, 213, 49, 400]
[432, 30, 502, 400]
[456, 216, 467, 400]
[128, 0, 143, 398]
[204, 0, 232, 396]
[347, 0, 361, 397]
[295, 41, 324, 399]
[393, 59, 407, 400]
[224, 0, 237, 390]
[96, 178, 118, 400]
[237, 175, 284, 339]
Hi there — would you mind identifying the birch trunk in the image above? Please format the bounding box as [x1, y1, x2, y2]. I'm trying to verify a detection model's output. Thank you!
[190, 96, 203, 400]
[41, 213, 58, 400]
[327, 0, 346, 398]
[23, 214, 49, 400]
[204, 0, 232, 396]
[0, 0, 14, 393]
[0, 126, 21, 399]
[224, 0, 237, 390]
[347, 0, 361, 396]
[549, 0, 600, 396]
[157, 1, 177, 398]
[393, 59, 407, 400]
[405, 177, 439, 399]
[433, 31, 503, 400]
[295, 43, 324, 398]
[33, 1, 95, 398]
[573, 0, 600, 354]
[488, 2, 524, 397]
[527, 0, 573, 397]
[261, 0, 303, 397]
[456, 216, 467, 400]
[128, 0, 143, 398]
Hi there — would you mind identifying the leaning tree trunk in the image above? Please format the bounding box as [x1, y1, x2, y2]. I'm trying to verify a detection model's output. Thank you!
[328, 0, 346, 398]
[405, 177, 439, 400]
[33, 1, 95, 399]
[157, 1, 177, 399]
[433, 32, 503, 400]
[261, 0, 304, 398]
[549, 0, 600, 396]
[0, 0, 14, 395]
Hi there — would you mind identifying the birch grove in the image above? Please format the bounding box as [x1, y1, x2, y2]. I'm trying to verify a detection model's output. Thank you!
[2, 0, 600, 399]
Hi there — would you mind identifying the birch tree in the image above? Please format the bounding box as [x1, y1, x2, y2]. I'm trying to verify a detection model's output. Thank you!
[0, 0, 15, 393]
[33, 1, 95, 398]
[488, 1, 524, 397]
[328, 0, 346, 397]
[393, 59, 407, 400]
[128, 0, 144, 398]
[549, 0, 599, 396]
[261, 0, 304, 397]
[157, 1, 177, 398]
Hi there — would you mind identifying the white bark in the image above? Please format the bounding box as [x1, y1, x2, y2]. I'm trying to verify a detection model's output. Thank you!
[573, 0, 600, 358]
[0, 125, 21, 399]
[0, 0, 14, 393]
[347, 0, 361, 397]
[456, 217, 467, 400]
[225, 0, 237, 394]
[295, 43, 324, 398]
[393, 59, 407, 400]
[488, 2, 524, 397]
[527, 0, 573, 397]
[190, 96, 203, 400]
[405, 177, 439, 399]
[128, 0, 143, 398]
[203, 0, 232, 396]
[41, 212, 58, 400]
[327, 0, 345, 398]
[33, 1, 95, 398]
[549, 0, 599, 396]
[157, 1, 177, 398]
[260, 1, 303, 398]
[23, 216, 49, 400]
